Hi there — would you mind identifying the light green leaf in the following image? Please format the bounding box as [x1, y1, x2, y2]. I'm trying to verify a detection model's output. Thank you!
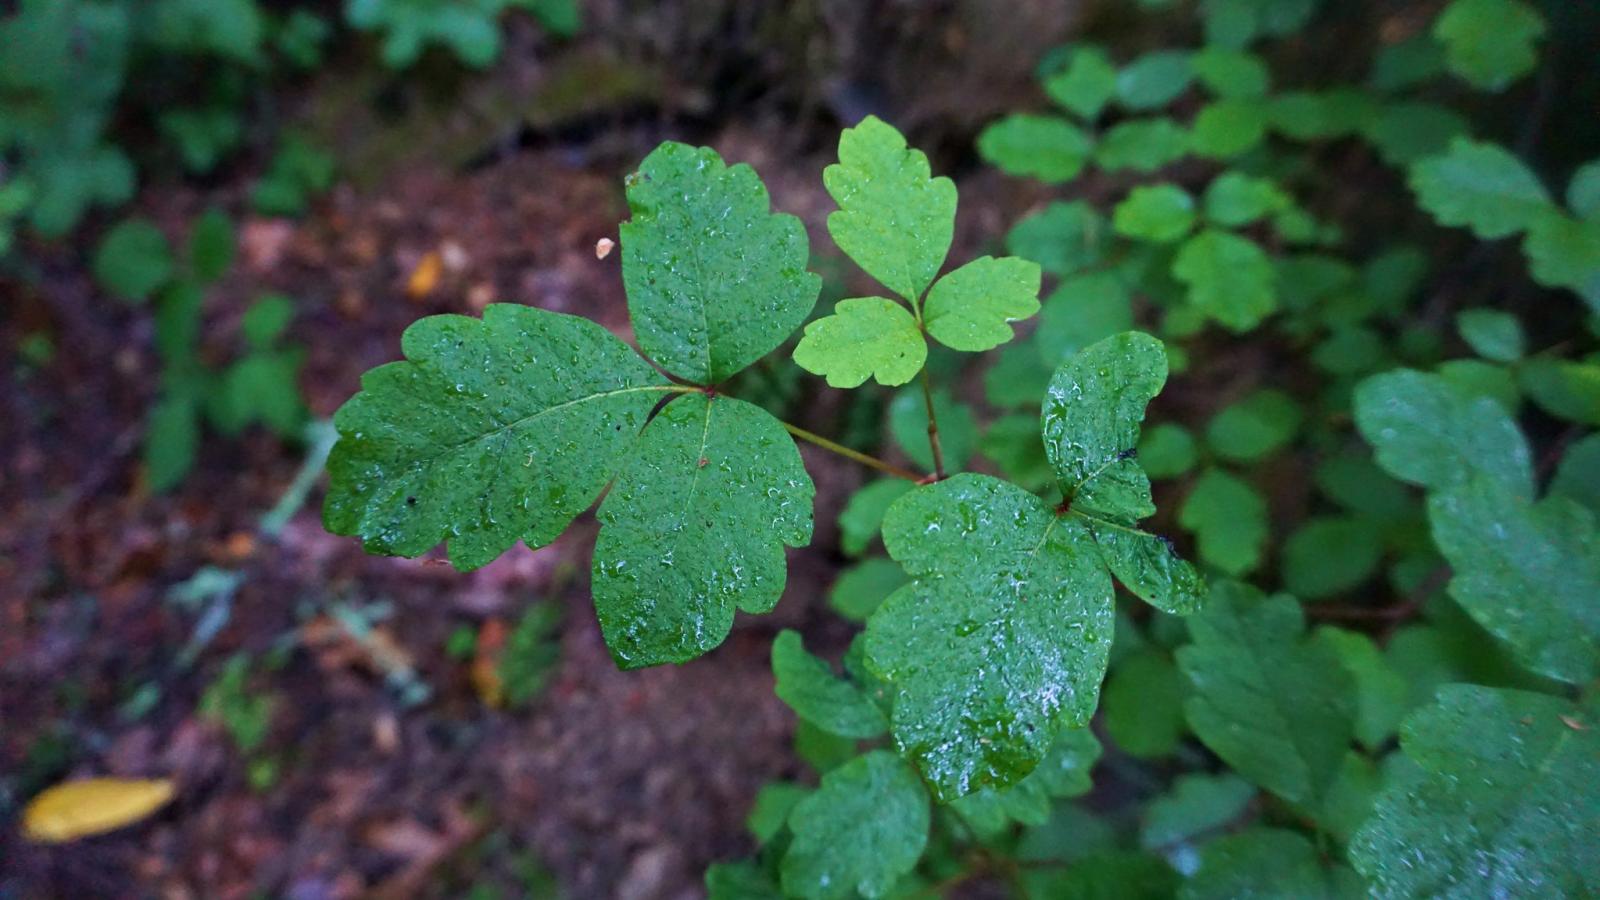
[829, 557, 909, 623]
[324, 305, 672, 570]
[1204, 388, 1301, 463]
[889, 387, 977, 472]
[1006, 200, 1109, 276]
[793, 297, 926, 388]
[839, 479, 915, 557]
[1282, 516, 1385, 599]
[1433, 0, 1546, 91]
[1046, 46, 1118, 119]
[1181, 829, 1361, 900]
[621, 142, 820, 383]
[1113, 184, 1197, 244]
[1409, 139, 1551, 239]
[1116, 51, 1195, 110]
[1177, 582, 1356, 811]
[1351, 686, 1600, 898]
[825, 116, 957, 302]
[746, 781, 808, 843]
[1140, 773, 1256, 850]
[924, 256, 1042, 351]
[1103, 651, 1186, 758]
[978, 114, 1094, 184]
[1173, 229, 1277, 332]
[1179, 469, 1267, 576]
[865, 474, 1114, 799]
[781, 751, 929, 900]
[1428, 476, 1600, 684]
[1138, 423, 1198, 479]
[1191, 48, 1269, 98]
[1353, 368, 1534, 498]
[93, 218, 173, 303]
[1455, 309, 1525, 362]
[1315, 627, 1408, 752]
[1095, 119, 1190, 173]
[593, 394, 813, 668]
[1522, 209, 1600, 307]
[1201, 171, 1288, 227]
[240, 294, 294, 350]
[772, 630, 887, 739]
[952, 727, 1102, 836]
[1191, 100, 1268, 159]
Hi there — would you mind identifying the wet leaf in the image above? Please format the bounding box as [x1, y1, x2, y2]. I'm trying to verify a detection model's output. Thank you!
[951, 727, 1102, 836]
[793, 297, 925, 388]
[782, 751, 929, 899]
[923, 255, 1042, 352]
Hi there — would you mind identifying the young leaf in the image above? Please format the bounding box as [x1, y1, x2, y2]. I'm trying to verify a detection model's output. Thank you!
[978, 114, 1095, 184]
[1172, 229, 1276, 331]
[1036, 273, 1135, 362]
[923, 256, 1042, 351]
[1351, 686, 1599, 898]
[1191, 48, 1270, 98]
[1044, 331, 1164, 522]
[1409, 139, 1551, 239]
[593, 394, 813, 669]
[1201, 172, 1288, 228]
[772, 630, 887, 739]
[781, 751, 929, 900]
[188, 207, 235, 284]
[1427, 476, 1600, 684]
[864, 474, 1114, 799]
[1177, 582, 1356, 813]
[1112, 183, 1197, 244]
[145, 392, 200, 494]
[324, 305, 674, 571]
[1045, 46, 1118, 119]
[1095, 119, 1191, 172]
[1522, 209, 1600, 308]
[1179, 469, 1268, 576]
[1282, 516, 1385, 599]
[1182, 828, 1363, 899]
[1433, 0, 1546, 92]
[746, 781, 808, 843]
[1353, 368, 1534, 499]
[1315, 627, 1408, 751]
[621, 142, 820, 384]
[793, 297, 926, 388]
[1138, 423, 1199, 479]
[1191, 100, 1268, 159]
[824, 116, 957, 304]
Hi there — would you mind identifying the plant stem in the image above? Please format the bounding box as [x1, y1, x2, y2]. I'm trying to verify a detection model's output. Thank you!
[919, 368, 946, 480]
[780, 421, 924, 482]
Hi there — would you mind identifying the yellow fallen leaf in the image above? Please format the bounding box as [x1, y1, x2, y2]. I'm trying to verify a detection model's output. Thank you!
[406, 251, 442, 299]
[23, 778, 176, 843]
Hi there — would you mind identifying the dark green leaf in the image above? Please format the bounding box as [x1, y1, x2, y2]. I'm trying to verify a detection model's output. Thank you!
[93, 218, 173, 303]
[1179, 469, 1267, 575]
[1103, 651, 1186, 758]
[1353, 368, 1534, 498]
[772, 630, 887, 739]
[1409, 139, 1551, 239]
[782, 751, 929, 899]
[1433, 0, 1546, 91]
[829, 557, 909, 623]
[1181, 828, 1362, 900]
[839, 480, 915, 557]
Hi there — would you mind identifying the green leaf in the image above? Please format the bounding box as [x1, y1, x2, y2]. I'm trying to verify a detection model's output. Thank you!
[951, 727, 1102, 836]
[1201, 172, 1288, 227]
[1353, 368, 1534, 498]
[1116, 51, 1195, 110]
[1140, 773, 1256, 850]
[324, 305, 674, 570]
[865, 474, 1114, 799]
[707, 862, 782, 900]
[593, 394, 813, 668]
[1433, 0, 1546, 91]
[1088, 523, 1205, 616]
[1179, 469, 1268, 576]
[1371, 32, 1447, 91]
[1046, 46, 1118, 119]
[1112, 184, 1197, 244]
[1268, 90, 1379, 140]
[1455, 308, 1525, 362]
[1351, 686, 1600, 898]
[1409, 139, 1551, 240]
[1102, 651, 1186, 758]
[793, 297, 925, 388]
[1568, 159, 1600, 219]
[1190, 100, 1268, 159]
[1172, 229, 1277, 332]
[1438, 359, 1520, 413]
[93, 218, 173, 303]
[746, 781, 808, 843]
[1006, 200, 1109, 276]
[1204, 388, 1301, 463]
[1428, 476, 1600, 684]
[1191, 48, 1269, 98]
[1315, 627, 1408, 752]
[1177, 582, 1356, 811]
[923, 256, 1042, 352]
[981, 413, 1054, 492]
[979, 115, 1095, 184]
[145, 392, 200, 493]
[772, 630, 887, 739]
[829, 557, 909, 623]
[1522, 209, 1600, 307]
[188, 208, 234, 285]
[1364, 102, 1470, 167]
[240, 294, 294, 350]
[1095, 119, 1190, 173]
[1282, 516, 1385, 599]
[622, 142, 820, 384]
[781, 751, 929, 900]
[824, 116, 957, 303]
[839, 480, 915, 557]
[1551, 434, 1600, 513]
[1138, 423, 1198, 479]
[1022, 851, 1179, 899]
[1036, 273, 1135, 362]
[889, 387, 977, 472]
[1181, 829, 1362, 900]
[1043, 332, 1166, 522]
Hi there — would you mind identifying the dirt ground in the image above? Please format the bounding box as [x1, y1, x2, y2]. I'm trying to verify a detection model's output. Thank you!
[0, 7, 1078, 894]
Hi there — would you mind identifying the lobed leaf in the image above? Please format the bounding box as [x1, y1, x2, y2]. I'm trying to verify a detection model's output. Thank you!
[923, 255, 1042, 352]
[781, 751, 930, 900]
[1409, 138, 1551, 240]
[793, 297, 925, 388]
[771, 629, 887, 739]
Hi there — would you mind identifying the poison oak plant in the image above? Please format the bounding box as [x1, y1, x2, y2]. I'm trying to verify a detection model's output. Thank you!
[323, 117, 1204, 896]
